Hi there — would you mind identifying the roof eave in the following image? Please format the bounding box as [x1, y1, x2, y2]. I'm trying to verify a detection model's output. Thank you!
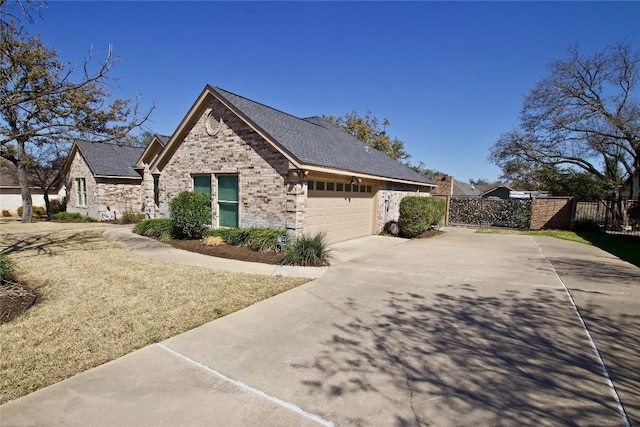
[301, 164, 435, 187]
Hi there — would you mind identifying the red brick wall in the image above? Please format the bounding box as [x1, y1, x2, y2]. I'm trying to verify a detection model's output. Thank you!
[530, 197, 575, 230]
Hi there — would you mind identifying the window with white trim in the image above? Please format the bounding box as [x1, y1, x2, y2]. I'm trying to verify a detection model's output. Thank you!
[75, 178, 87, 207]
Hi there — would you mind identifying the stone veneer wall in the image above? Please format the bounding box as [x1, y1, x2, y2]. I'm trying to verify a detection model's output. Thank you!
[158, 98, 303, 232]
[66, 153, 143, 219]
[376, 182, 431, 232]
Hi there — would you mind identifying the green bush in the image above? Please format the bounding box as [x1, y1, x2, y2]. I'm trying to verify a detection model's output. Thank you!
[169, 191, 212, 239]
[120, 211, 146, 224]
[628, 202, 640, 230]
[206, 227, 286, 252]
[134, 218, 174, 242]
[49, 199, 64, 215]
[50, 212, 94, 223]
[0, 254, 16, 282]
[282, 232, 332, 266]
[398, 196, 446, 238]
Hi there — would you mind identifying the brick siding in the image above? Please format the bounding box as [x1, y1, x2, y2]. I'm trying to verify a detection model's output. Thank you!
[66, 153, 143, 219]
[158, 98, 301, 232]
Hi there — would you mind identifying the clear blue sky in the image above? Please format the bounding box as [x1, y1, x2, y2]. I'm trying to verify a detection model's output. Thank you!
[28, 1, 639, 182]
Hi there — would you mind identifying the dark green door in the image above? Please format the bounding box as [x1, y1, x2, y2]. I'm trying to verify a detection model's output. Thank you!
[218, 175, 238, 227]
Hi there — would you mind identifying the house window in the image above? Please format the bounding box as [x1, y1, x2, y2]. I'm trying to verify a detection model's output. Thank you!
[308, 181, 314, 191]
[327, 182, 335, 191]
[193, 175, 212, 196]
[217, 175, 238, 227]
[366, 185, 372, 193]
[316, 181, 325, 191]
[336, 183, 344, 192]
[75, 178, 87, 207]
[153, 174, 160, 207]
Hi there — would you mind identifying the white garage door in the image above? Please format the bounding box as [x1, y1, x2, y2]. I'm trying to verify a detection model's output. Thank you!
[306, 180, 376, 243]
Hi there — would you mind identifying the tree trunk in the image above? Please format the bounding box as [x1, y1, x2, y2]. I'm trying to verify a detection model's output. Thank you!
[43, 191, 51, 218]
[16, 140, 33, 223]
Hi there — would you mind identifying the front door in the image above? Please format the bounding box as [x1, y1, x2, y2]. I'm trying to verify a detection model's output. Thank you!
[217, 175, 238, 227]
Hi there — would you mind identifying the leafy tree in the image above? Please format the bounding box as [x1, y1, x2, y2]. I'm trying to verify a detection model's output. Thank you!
[489, 42, 640, 199]
[407, 161, 446, 180]
[0, 5, 152, 222]
[505, 163, 610, 198]
[323, 111, 409, 160]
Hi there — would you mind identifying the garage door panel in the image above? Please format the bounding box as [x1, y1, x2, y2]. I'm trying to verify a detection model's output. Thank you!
[306, 194, 374, 243]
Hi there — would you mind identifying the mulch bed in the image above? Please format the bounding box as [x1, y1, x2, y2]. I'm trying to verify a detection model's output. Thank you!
[1, 281, 38, 323]
[168, 240, 283, 265]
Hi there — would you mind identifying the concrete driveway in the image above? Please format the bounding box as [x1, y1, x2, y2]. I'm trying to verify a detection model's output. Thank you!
[1, 228, 638, 426]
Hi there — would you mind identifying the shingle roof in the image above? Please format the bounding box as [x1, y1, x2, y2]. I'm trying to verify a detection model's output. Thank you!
[214, 87, 434, 185]
[452, 179, 482, 196]
[156, 135, 170, 146]
[76, 141, 144, 178]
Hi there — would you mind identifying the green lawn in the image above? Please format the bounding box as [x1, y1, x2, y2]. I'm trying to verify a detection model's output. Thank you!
[478, 228, 640, 268]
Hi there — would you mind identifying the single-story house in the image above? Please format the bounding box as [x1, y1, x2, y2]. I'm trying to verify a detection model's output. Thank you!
[149, 85, 435, 242]
[62, 140, 146, 220]
[63, 85, 435, 242]
[0, 166, 63, 216]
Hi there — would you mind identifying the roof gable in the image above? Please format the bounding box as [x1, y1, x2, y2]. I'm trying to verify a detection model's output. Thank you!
[75, 141, 144, 178]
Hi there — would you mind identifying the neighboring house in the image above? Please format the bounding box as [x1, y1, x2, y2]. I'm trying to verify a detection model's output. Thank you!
[62, 141, 145, 220]
[0, 166, 62, 216]
[148, 85, 435, 243]
[434, 176, 482, 197]
[452, 179, 482, 197]
[480, 185, 515, 199]
[480, 185, 548, 199]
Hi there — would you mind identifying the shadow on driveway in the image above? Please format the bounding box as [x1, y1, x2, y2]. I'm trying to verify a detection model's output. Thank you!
[295, 284, 632, 426]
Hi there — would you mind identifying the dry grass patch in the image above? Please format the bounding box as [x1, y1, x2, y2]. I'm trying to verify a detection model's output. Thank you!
[0, 229, 308, 404]
[0, 220, 107, 235]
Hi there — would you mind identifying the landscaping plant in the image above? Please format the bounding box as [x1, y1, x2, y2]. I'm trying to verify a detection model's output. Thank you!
[282, 232, 332, 266]
[50, 212, 94, 223]
[206, 227, 286, 252]
[133, 218, 173, 242]
[0, 255, 16, 283]
[398, 196, 446, 238]
[169, 191, 212, 239]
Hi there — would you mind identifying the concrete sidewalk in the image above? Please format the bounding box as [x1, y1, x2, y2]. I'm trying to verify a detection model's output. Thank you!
[102, 226, 408, 279]
[2, 228, 637, 426]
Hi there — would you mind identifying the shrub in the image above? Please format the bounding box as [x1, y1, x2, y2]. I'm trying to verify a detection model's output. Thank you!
[628, 202, 640, 230]
[120, 211, 146, 224]
[169, 191, 212, 239]
[50, 212, 94, 222]
[398, 197, 446, 238]
[572, 218, 602, 232]
[203, 236, 224, 247]
[282, 232, 332, 266]
[49, 199, 64, 215]
[134, 218, 173, 242]
[2, 210, 11, 217]
[206, 227, 286, 252]
[0, 254, 16, 282]
[17, 206, 46, 218]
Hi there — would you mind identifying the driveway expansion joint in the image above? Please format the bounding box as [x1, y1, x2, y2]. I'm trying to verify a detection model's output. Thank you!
[156, 343, 336, 427]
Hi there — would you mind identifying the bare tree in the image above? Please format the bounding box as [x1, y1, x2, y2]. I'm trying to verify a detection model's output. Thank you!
[490, 42, 640, 198]
[1, 9, 153, 221]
